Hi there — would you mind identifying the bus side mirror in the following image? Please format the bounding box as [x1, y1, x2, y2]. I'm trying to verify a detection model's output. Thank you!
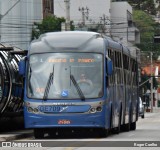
[107, 58, 113, 76]
[18, 57, 26, 76]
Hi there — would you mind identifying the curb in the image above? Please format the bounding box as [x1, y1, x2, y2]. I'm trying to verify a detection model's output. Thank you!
[0, 130, 33, 141]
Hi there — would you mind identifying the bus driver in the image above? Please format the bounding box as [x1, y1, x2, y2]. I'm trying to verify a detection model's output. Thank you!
[77, 74, 93, 95]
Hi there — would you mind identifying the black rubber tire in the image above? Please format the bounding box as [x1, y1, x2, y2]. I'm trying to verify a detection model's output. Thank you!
[34, 128, 44, 139]
[130, 122, 136, 130]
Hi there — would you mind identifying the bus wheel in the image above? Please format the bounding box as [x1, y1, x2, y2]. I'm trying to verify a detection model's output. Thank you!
[34, 129, 44, 139]
[97, 128, 108, 137]
[100, 128, 109, 137]
[124, 122, 130, 132]
[130, 122, 136, 130]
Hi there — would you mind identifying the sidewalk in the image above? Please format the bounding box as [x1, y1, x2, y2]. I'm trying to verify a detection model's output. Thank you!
[0, 130, 33, 141]
[145, 107, 160, 113]
[0, 117, 33, 141]
[153, 107, 160, 112]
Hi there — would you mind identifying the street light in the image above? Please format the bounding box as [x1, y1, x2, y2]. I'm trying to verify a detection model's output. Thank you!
[150, 52, 153, 113]
[141, 51, 154, 113]
[64, 0, 70, 31]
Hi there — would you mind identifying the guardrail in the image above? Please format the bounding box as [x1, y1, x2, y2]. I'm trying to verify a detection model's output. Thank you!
[0, 44, 27, 117]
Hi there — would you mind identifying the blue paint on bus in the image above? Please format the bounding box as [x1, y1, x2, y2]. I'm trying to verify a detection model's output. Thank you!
[20, 31, 139, 138]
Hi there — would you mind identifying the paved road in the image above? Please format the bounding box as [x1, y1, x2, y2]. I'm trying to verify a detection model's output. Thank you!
[1, 112, 160, 150]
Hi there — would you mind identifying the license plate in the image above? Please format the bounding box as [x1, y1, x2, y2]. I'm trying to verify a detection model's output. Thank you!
[39, 105, 62, 113]
[58, 120, 71, 124]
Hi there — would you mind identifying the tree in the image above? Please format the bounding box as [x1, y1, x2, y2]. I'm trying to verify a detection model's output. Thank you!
[141, 0, 156, 15]
[31, 16, 74, 40]
[128, 0, 143, 9]
[133, 10, 160, 59]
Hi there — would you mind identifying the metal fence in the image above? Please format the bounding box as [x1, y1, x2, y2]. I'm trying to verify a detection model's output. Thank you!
[0, 44, 26, 117]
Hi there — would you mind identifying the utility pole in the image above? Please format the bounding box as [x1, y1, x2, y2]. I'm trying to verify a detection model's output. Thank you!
[0, 0, 21, 41]
[64, 0, 70, 31]
[100, 14, 109, 25]
[150, 51, 153, 112]
[79, 7, 89, 26]
[99, 14, 110, 34]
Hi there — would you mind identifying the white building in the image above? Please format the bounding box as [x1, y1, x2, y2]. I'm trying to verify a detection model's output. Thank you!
[54, 1, 140, 58]
[111, 1, 140, 60]
[111, 2, 140, 45]
[0, 0, 140, 52]
[54, 0, 111, 34]
[0, 0, 43, 50]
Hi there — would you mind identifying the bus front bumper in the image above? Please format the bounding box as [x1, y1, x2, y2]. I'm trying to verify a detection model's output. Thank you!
[24, 112, 106, 128]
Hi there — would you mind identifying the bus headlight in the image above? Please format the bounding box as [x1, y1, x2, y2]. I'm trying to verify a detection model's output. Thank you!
[96, 106, 102, 112]
[28, 107, 34, 113]
[33, 108, 39, 113]
[90, 108, 96, 113]
[27, 107, 39, 113]
[90, 106, 102, 113]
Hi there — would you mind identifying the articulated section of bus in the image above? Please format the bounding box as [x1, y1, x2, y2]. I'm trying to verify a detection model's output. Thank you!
[23, 52, 109, 129]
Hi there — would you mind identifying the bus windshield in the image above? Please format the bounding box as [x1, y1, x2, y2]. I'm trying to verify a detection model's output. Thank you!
[27, 53, 103, 100]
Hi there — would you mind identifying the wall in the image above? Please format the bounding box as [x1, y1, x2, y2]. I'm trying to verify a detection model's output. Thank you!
[54, 0, 111, 31]
[0, 0, 43, 50]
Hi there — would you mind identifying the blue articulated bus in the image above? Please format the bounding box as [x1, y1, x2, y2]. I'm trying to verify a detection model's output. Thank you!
[19, 31, 139, 138]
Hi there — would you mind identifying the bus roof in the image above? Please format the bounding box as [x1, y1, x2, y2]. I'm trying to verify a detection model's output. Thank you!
[30, 31, 136, 59]
[30, 31, 104, 54]
[105, 36, 135, 59]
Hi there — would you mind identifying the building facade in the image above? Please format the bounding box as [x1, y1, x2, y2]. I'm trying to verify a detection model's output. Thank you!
[43, 0, 54, 18]
[111, 1, 140, 60]
[54, 0, 140, 59]
[54, 0, 111, 34]
[0, 0, 139, 53]
[0, 0, 49, 50]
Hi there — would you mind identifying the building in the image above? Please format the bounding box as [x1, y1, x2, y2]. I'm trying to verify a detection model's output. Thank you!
[0, 0, 54, 50]
[54, 0, 111, 34]
[0, 0, 43, 50]
[54, 1, 140, 59]
[110, 1, 140, 60]
[43, 0, 54, 18]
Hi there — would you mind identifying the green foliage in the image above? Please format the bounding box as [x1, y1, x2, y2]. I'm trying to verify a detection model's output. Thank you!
[126, 0, 156, 15]
[133, 10, 155, 41]
[133, 10, 160, 59]
[32, 16, 65, 40]
[112, 0, 160, 91]
[133, 10, 159, 55]
[31, 16, 74, 40]
[142, 0, 156, 15]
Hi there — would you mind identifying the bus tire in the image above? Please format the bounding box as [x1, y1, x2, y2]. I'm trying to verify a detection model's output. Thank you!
[100, 128, 109, 137]
[141, 114, 144, 119]
[130, 122, 136, 130]
[124, 122, 130, 132]
[122, 114, 130, 132]
[34, 129, 44, 139]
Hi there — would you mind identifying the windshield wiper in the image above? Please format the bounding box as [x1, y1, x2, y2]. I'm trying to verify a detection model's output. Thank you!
[70, 74, 85, 101]
[43, 65, 54, 100]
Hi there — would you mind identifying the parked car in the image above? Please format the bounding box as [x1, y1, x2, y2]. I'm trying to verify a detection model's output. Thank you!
[139, 97, 145, 118]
